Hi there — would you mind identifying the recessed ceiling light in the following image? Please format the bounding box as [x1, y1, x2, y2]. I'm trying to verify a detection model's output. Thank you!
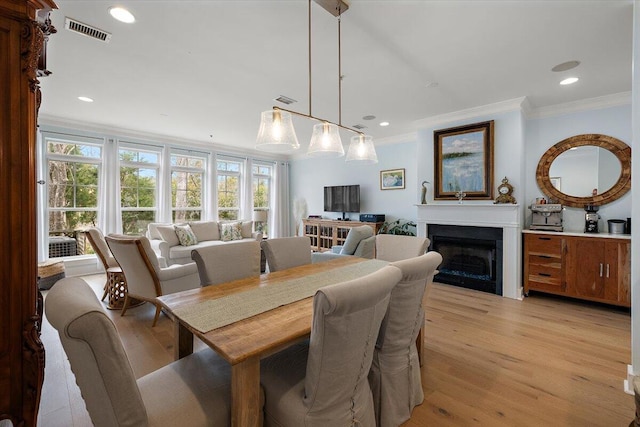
[78, 96, 94, 102]
[552, 60, 581, 72]
[379, 121, 390, 127]
[560, 77, 579, 85]
[362, 115, 376, 120]
[109, 7, 135, 23]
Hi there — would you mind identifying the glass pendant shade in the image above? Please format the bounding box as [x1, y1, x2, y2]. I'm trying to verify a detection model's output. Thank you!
[346, 134, 378, 163]
[256, 110, 300, 152]
[307, 122, 344, 157]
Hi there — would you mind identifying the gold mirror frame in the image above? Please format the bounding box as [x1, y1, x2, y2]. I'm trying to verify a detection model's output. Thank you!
[536, 134, 631, 208]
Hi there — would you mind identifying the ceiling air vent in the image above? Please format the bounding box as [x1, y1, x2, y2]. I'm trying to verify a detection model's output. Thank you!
[353, 124, 367, 130]
[65, 17, 112, 43]
[274, 95, 297, 105]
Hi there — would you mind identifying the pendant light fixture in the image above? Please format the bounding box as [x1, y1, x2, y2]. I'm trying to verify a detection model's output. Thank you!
[256, 0, 378, 163]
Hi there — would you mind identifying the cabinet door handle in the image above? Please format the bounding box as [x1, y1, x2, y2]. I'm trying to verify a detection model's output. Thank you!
[539, 237, 551, 241]
[538, 273, 551, 277]
[539, 255, 552, 259]
[606, 264, 610, 278]
[599, 263, 603, 277]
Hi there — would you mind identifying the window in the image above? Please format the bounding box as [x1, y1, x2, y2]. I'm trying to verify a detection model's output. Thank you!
[171, 151, 205, 222]
[252, 163, 272, 235]
[46, 137, 102, 257]
[217, 158, 242, 220]
[119, 146, 160, 235]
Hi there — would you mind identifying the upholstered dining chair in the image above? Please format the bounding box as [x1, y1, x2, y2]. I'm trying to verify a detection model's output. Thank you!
[191, 240, 261, 286]
[260, 264, 402, 427]
[86, 227, 120, 302]
[105, 235, 200, 326]
[369, 252, 443, 427]
[45, 277, 239, 427]
[260, 236, 312, 272]
[311, 225, 376, 263]
[375, 234, 430, 262]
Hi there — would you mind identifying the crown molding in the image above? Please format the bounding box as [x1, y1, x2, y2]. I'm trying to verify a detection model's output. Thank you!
[412, 97, 528, 129]
[38, 114, 285, 161]
[527, 91, 631, 119]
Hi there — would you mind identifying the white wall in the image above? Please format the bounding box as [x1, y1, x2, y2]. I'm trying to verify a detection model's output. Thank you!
[416, 109, 526, 215]
[289, 141, 418, 230]
[525, 104, 632, 232]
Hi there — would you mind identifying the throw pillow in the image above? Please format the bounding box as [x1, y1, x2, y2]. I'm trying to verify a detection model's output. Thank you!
[175, 224, 198, 246]
[156, 225, 180, 247]
[340, 226, 374, 255]
[241, 221, 253, 238]
[189, 221, 219, 241]
[220, 222, 243, 242]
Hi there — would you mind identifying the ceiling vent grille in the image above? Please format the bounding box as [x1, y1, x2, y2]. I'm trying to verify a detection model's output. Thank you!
[274, 95, 297, 105]
[353, 124, 367, 130]
[65, 17, 112, 43]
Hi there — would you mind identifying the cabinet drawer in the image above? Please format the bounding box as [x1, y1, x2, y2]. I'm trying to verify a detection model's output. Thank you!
[528, 263, 561, 281]
[528, 254, 561, 269]
[526, 234, 563, 256]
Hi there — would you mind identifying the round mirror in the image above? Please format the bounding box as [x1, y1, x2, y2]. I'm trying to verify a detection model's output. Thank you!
[536, 134, 631, 208]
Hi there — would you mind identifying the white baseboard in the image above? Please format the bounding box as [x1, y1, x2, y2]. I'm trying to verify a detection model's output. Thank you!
[626, 364, 635, 395]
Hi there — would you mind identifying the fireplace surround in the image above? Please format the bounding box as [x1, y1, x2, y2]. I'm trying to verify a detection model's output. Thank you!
[416, 203, 522, 299]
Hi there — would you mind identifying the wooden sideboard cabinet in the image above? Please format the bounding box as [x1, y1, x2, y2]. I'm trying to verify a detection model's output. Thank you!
[523, 232, 630, 307]
[302, 219, 383, 252]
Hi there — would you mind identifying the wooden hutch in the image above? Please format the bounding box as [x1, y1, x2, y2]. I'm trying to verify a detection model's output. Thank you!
[0, 1, 57, 425]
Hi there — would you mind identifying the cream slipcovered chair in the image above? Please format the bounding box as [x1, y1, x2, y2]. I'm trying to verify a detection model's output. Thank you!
[375, 234, 430, 262]
[106, 235, 200, 326]
[369, 252, 443, 427]
[45, 277, 236, 427]
[191, 240, 261, 286]
[86, 227, 120, 302]
[311, 225, 376, 263]
[260, 236, 311, 272]
[260, 264, 402, 427]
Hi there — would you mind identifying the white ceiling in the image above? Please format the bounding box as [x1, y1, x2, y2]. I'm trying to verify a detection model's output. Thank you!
[39, 0, 633, 155]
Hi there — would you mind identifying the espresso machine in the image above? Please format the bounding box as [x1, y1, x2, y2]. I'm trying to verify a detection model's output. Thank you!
[584, 205, 600, 233]
[529, 203, 563, 232]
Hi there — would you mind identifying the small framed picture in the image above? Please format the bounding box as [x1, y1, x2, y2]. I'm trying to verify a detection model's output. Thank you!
[380, 168, 405, 190]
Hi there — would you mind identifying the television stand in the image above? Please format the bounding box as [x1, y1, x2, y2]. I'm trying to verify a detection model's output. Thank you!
[302, 219, 384, 252]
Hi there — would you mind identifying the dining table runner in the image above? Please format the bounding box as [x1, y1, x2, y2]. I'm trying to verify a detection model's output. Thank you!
[173, 258, 389, 334]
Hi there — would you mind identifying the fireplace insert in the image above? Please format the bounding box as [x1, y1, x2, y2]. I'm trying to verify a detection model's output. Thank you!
[428, 224, 503, 295]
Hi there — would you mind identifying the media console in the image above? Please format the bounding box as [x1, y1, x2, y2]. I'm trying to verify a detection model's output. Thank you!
[302, 219, 383, 252]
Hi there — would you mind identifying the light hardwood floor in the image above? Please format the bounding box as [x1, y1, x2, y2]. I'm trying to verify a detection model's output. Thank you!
[38, 275, 635, 426]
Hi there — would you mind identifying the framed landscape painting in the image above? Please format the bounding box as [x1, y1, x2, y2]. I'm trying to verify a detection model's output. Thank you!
[380, 168, 405, 190]
[433, 120, 494, 200]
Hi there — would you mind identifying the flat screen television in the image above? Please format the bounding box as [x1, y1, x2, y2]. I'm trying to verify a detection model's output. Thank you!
[324, 185, 360, 218]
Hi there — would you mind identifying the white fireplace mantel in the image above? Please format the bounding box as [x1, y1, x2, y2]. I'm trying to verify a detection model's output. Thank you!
[416, 203, 523, 300]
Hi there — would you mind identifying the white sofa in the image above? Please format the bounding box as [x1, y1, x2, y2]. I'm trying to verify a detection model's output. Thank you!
[147, 220, 263, 265]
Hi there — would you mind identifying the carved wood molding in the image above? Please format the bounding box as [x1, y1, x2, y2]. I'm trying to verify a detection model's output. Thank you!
[536, 134, 631, 208]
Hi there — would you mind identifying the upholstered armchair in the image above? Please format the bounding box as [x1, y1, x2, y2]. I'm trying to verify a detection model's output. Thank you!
[45, 277, 239, 426]
[86, 227, 120, 301]
[105, 235, 200, 326]
[311, 225, 375, 263]
[260, 265, 402, 426]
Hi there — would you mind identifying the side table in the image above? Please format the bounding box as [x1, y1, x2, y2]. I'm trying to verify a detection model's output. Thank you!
[105, 267, 144, 310]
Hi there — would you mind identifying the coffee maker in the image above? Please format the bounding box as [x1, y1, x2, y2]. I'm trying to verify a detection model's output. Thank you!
[584, 205, 600, 233]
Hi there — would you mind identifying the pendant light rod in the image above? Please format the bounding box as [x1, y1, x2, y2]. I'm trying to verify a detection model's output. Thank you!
[338, 12, 342, 126]
[308, 0, 312, 117]
[271, 106, 364, 136]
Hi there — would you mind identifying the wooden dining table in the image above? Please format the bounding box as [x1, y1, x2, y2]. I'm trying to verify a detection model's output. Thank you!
[156, 256, 377, 427]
